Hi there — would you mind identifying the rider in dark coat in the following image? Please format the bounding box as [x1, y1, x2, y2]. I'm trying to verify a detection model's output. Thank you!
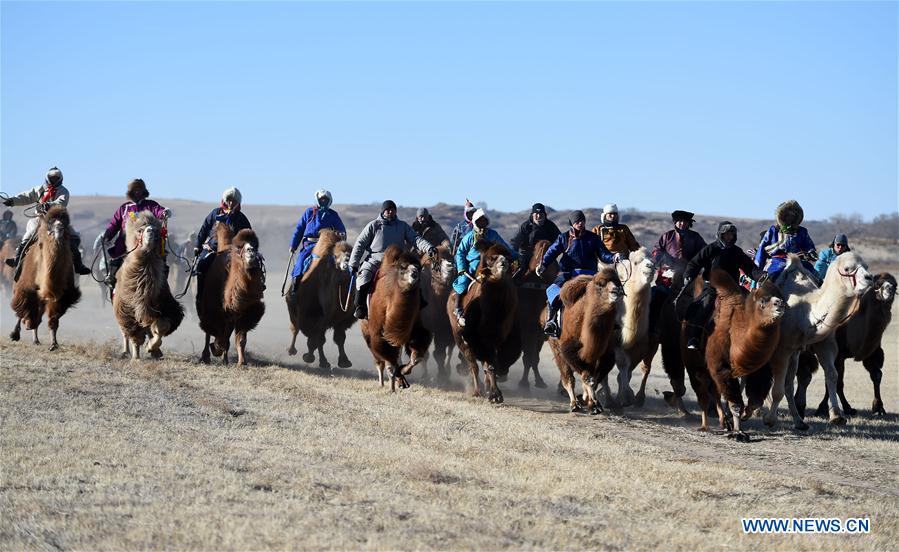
[510, 202, 561, 277]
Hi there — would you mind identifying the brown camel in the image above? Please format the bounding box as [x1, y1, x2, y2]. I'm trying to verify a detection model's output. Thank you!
[0, 236, 18, 296]
[114, 211, 184, 359]
[697, 268, 785, 439]
[9, 207, 81, 350]
[419, 244, 457, 384]
[548, 268, 624, 414]
[795, 272, 895, 418]
[516, 239, 557, 389]
[448, 242, 519, 403]
[286, 229, 356, 369]
[360, 245, 432, 391]
[198, 225, 266, 367]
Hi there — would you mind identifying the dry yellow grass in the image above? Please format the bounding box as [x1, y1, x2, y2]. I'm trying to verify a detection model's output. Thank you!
[1, 332, 897, 550]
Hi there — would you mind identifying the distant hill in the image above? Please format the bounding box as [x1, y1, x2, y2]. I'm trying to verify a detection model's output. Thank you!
[5, 195, 896, 274]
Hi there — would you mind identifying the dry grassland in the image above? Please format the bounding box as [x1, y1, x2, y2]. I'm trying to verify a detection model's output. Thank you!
[1, 329, 898, 550]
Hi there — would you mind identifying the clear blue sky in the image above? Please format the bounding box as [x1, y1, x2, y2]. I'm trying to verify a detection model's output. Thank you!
[2, 1, 896, 220]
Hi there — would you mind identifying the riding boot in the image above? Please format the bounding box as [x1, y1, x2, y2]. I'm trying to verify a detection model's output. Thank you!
[70, 237, 91, 275]
[543, 298, 562, 338]
[353, 281, 371, 320]
[5, 241, 24, 268]
[452, 293, 466, 327]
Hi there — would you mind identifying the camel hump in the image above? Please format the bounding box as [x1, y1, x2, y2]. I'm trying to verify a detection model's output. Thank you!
[383, 244, 403, 267]
[215, 222, 234, 252]
[560, 275, 592, 307]
[311, 229, 341, 257]
[709, 267, 743, 297]
[233, 228, 259, 250]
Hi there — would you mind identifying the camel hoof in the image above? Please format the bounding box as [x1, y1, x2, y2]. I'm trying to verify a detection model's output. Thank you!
[728, 431, 751, 443]
[589, 404, 603, 416]
[149, 349, 163, 360]
[518, 379, 529, 389]
[301, 352, 315, 364]
[844, 406, 857, 417]
[337, 357, 352, 369]
[828, 415, 847, 426]
[287, 346, 297, 356]
[534, 377, 547, 389]
[9, 331, 20, 341]
[32, 339, 40, 345]
[319, 360, 331, 370]
[697, 425, 709, 432]
[558, 382, 567, 397]
[634, 392, 645, 408]
[794, 420, 810, 431]
[872, 401, 886, 417]
[813, 405, 828, 418]
[48, 343, 58, 352]
[570, 404, 583, 413]
[201, 353, 211, 364]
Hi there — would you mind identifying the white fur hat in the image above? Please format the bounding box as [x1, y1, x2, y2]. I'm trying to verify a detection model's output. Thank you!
[602, 203, 619, 215]
[315, 189, 332, 208]
[471, 208, 489, 228]
[222, 187, 242, 205]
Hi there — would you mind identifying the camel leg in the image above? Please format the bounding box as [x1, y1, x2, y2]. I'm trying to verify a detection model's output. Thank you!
[835, 358, 855, 415]
[795, 360, 814, 420]
[131, 338, 141, 360]
[376, 361, 385, 387]
[484, 363, 503, 404]
[201, 333, 212, 364]
[615, 348, 635, 406]
[48, 325, 59, 351]
[9, 318, 22, 341]
[813, 339, 846, 426]
[31, 327, 40, 345]
[635, 360, 651, 408]
[781, 352, 810, 430]
[865, 348, 886, 416]
[722, 378, 749, 441]
[560, 369, 581, 412]
[582, 374, 603, 415]
[235, 331, 247, 367]
[287, 327, 299, 356]
[434, 342, 449, 385]
[334, 327, 352, 368]
[763, 351, 796, 429]
[147, 320, 168, 359]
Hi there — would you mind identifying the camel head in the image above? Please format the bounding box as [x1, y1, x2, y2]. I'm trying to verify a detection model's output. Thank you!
[873, 273, 896, 305]
[384, 245, 421, 292]
[476, 243, 513, 283]
[232, 229, 261, 271]
[624, 247, 655, 286]
[42, 205, 71, 244]
[424, 245, 455, 284]
[334, 241, 353, 272]
[125, 211, 163, 254]
[588, 268, 624, 312]
[750, 280, 786, 326]
[827, 251, 873, 297]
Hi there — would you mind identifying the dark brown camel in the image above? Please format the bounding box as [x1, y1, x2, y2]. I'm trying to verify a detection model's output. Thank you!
[448, 242, 519, 403]
[0, 236, 18, 296]
[516, 239, 557, 389]
[9, 207, 81, 350]
[548, 268, 623, 414]
[197, 225, 266, 367]
[795, 272, 895, 417]
[419, 244, 456, 384]
[286, 229, 356, 369]
[360, 246, 432, 391]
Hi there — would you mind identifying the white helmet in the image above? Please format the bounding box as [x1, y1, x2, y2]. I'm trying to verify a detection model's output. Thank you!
[45, 167, 63, 187]
[222, 187, 242, 205]
[315, 189, 332, 209]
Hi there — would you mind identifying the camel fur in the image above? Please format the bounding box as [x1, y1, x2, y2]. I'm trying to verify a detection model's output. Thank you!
[517, 239, 556, 389]
[9, 207, 81, 350]
[612, 248, 656, 406]
[286, 229, 356, 369]
[198, 224, 266, 367]
[113, 211, 183, 359]
[548, 268, 624, 414]
[448, 241, 520, 403]
[419, 244, 457, 384]
[360, 245, 432, 391]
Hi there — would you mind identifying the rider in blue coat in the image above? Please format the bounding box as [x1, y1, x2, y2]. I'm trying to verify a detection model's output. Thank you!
[755, 200, 817, 281]
[451, 208, 517, 326]
[288, 189, 346, 292]
[537, 210, 618, 337]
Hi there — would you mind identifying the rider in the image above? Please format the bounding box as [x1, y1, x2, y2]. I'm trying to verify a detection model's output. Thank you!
[538, 210, 617, 338]
[194, 187, 252, 298]
[412, 208, 450, 251]
[451, 208, 518, 327]
[682, 221, 768, 350]
[755, 200, 817, 282]
[3, 166, 91, 275]
[0, 210, 17, 244]
[591, 203, 640, 256]
[288, 189, 346, 294]
[349, 200, 436, 320]
[510, 202, 561, 278]
[649, 210, 707, 334]
[450, 199, 478, 255]
[814, 233, 850, 281]
[96, 178, 172, 293]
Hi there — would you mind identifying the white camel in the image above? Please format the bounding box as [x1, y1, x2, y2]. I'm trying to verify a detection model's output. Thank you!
[609, 248, 656, 406]
[763, 252, 872, 430]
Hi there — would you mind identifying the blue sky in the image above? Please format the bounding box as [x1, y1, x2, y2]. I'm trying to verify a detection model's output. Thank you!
[2, 1, 896, 220]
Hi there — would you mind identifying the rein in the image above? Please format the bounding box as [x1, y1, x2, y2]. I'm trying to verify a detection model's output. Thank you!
[338, 270, 356, 312]
[169, 245, 198, 300]
[280, 250, 296, 297]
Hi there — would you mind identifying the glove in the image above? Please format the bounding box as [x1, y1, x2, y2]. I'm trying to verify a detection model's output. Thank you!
[535, 264, 545, 277]
[162, 208, 173, 220]
[2, 199, 12, 207]
[193, 247, 201, 258]
[613, 253, 622, 263]
[350, 265, 358, 275]
[36, 203, 48, 214]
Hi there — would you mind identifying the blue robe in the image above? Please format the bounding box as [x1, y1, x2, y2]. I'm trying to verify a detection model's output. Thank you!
[290, 207, 346, 277]
[452, 228, 517, 295]
[755, 225, 816, 280]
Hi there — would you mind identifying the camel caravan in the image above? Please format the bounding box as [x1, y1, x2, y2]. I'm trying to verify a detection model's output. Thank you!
[3, 169, 895, 441]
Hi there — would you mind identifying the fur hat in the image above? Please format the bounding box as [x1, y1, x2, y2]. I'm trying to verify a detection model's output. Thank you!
[568, 210, 586, 225]
[222, 187, 242, 205]
[381, 199, 397, 212]
[471, 208, 489, 229]
[671, 210, 695, 223]
[417, 207, 429, 217]
[127, 178, 149, 202]
[315, 189, 332, 209]
[717, 221, 737, 245]
[45, 167, 63, 187]
[531, 203, 546, 215]
[602, 203, 618, 216]
[775, 200, 803, 228]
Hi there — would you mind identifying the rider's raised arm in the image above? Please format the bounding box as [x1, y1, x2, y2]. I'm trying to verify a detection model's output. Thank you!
[8, 184, 44, 207]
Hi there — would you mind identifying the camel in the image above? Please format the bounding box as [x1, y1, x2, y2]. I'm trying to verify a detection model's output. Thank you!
[197, 225, 266, 367]
[286, 229, 356, 369]
[419, 244, 456, 384]
[9, 207, 81, 350]
[611, 248, 656, 406]
[695, 268, 786, 439]
[763, 252, 873, 430]
[448, 242, 519, 403]
[795, 272, 895, 418]
[548, 268, 624, 414]
[516, 239, 557, 389]
[0, 236, 18, 296]
[113, 212, 184, 359]
[360, 245, 432, 391]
